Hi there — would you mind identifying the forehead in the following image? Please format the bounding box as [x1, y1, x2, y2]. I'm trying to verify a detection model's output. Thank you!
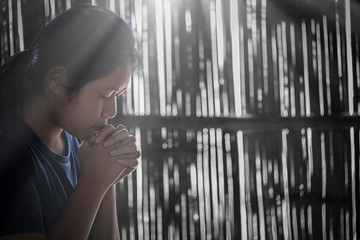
[88, 64, 133, 90]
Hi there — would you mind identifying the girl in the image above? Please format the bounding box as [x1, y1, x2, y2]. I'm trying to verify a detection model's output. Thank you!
[0, 5, 140, 240]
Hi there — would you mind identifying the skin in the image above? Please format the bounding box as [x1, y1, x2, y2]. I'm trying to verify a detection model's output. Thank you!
[0, 64, 140, 240]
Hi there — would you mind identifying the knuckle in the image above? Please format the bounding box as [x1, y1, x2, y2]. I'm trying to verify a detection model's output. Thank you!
[132, 159, 139, 167]
[115, 131, 126, 141]
[130, 143, 137, 151]
[116, 124, 125, 130]
[116, 129, 129, 140]
[124, 130, 130, 136]
[99, 124, 115, 137]
[121, 144, 136, 153]
[122, 129, 129, 136]
[128, 135, 136, 143]
[104, 124, 115, 131]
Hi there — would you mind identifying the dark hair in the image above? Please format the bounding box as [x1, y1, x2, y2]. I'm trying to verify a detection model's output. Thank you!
[0, 5, 139, 113]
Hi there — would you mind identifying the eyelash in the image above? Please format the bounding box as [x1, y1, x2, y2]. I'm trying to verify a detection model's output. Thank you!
[100, 94, 109, 100]
[101, 93, 124, 100]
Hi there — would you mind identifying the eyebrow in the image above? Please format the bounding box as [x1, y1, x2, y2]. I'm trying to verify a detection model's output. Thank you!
[104, 87, 127, 92]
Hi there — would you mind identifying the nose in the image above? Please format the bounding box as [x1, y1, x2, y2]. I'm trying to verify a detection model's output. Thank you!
[102, 97, 117, 120]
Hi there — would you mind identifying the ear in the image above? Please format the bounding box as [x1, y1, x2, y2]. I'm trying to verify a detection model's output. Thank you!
[45, 66, 68, 97]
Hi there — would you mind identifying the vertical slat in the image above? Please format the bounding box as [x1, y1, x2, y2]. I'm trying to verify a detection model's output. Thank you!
[7, 0, 14, 55]
[2, 0, 360, 239]
[15, 0, 24, 51]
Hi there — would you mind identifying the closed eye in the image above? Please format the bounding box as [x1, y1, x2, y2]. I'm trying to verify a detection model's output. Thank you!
[100, 94, 111, 100]
[100, 87, 127, 100]
[116, 89, 127, 99]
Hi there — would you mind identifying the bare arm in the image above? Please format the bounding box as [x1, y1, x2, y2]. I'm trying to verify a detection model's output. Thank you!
[89, 125, 140, 240]
[89, 186, 120, 240]
[0, 179, 116, 240]
[47, 177, 109, 240]
[47, 138, 129, 240]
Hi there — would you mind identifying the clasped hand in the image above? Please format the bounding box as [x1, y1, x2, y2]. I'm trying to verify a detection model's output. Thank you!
[78, 124, 141, 189]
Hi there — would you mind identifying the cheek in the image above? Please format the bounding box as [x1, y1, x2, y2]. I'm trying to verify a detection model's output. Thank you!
[75, 99, 103, 121]
[63, 99, 100, 125]
[60, 105, 101, 139]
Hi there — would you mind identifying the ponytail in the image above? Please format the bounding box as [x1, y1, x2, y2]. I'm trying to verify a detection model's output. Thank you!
[0, 50, 32, 113]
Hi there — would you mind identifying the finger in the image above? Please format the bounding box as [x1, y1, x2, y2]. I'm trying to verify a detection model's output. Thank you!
[115, 124, 125, 131]
[94, 124, 125, 144]
[109, 142, 138, 156]
[116, 158, 139, 168]
[103, 129, 130, 148]
[88, 131, 100, 144]
[94, 124, 115, 143]
[109, 150, 141, 159]
[107, 135, 136, 149]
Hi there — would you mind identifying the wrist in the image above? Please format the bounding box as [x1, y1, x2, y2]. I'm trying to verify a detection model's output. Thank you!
[77, 175, 110, 195]
[103, 185, 116, 199]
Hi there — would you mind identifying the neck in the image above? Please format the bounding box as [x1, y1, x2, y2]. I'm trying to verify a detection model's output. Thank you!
[20, 97, 67, 156]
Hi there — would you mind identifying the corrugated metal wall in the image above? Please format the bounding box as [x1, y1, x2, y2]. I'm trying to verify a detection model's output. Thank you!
[1, 0, 359, 239]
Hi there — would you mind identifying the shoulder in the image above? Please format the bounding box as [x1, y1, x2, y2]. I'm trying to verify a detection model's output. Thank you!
[0, 131, 36, 183]
[0, 113, 38, 181]
[0, 112, 34, 146]
[0, 127, 31, 167]
[0, 112, 33, 158]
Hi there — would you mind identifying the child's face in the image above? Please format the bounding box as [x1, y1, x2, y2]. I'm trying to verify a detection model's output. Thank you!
[56, 64, 133, 140]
